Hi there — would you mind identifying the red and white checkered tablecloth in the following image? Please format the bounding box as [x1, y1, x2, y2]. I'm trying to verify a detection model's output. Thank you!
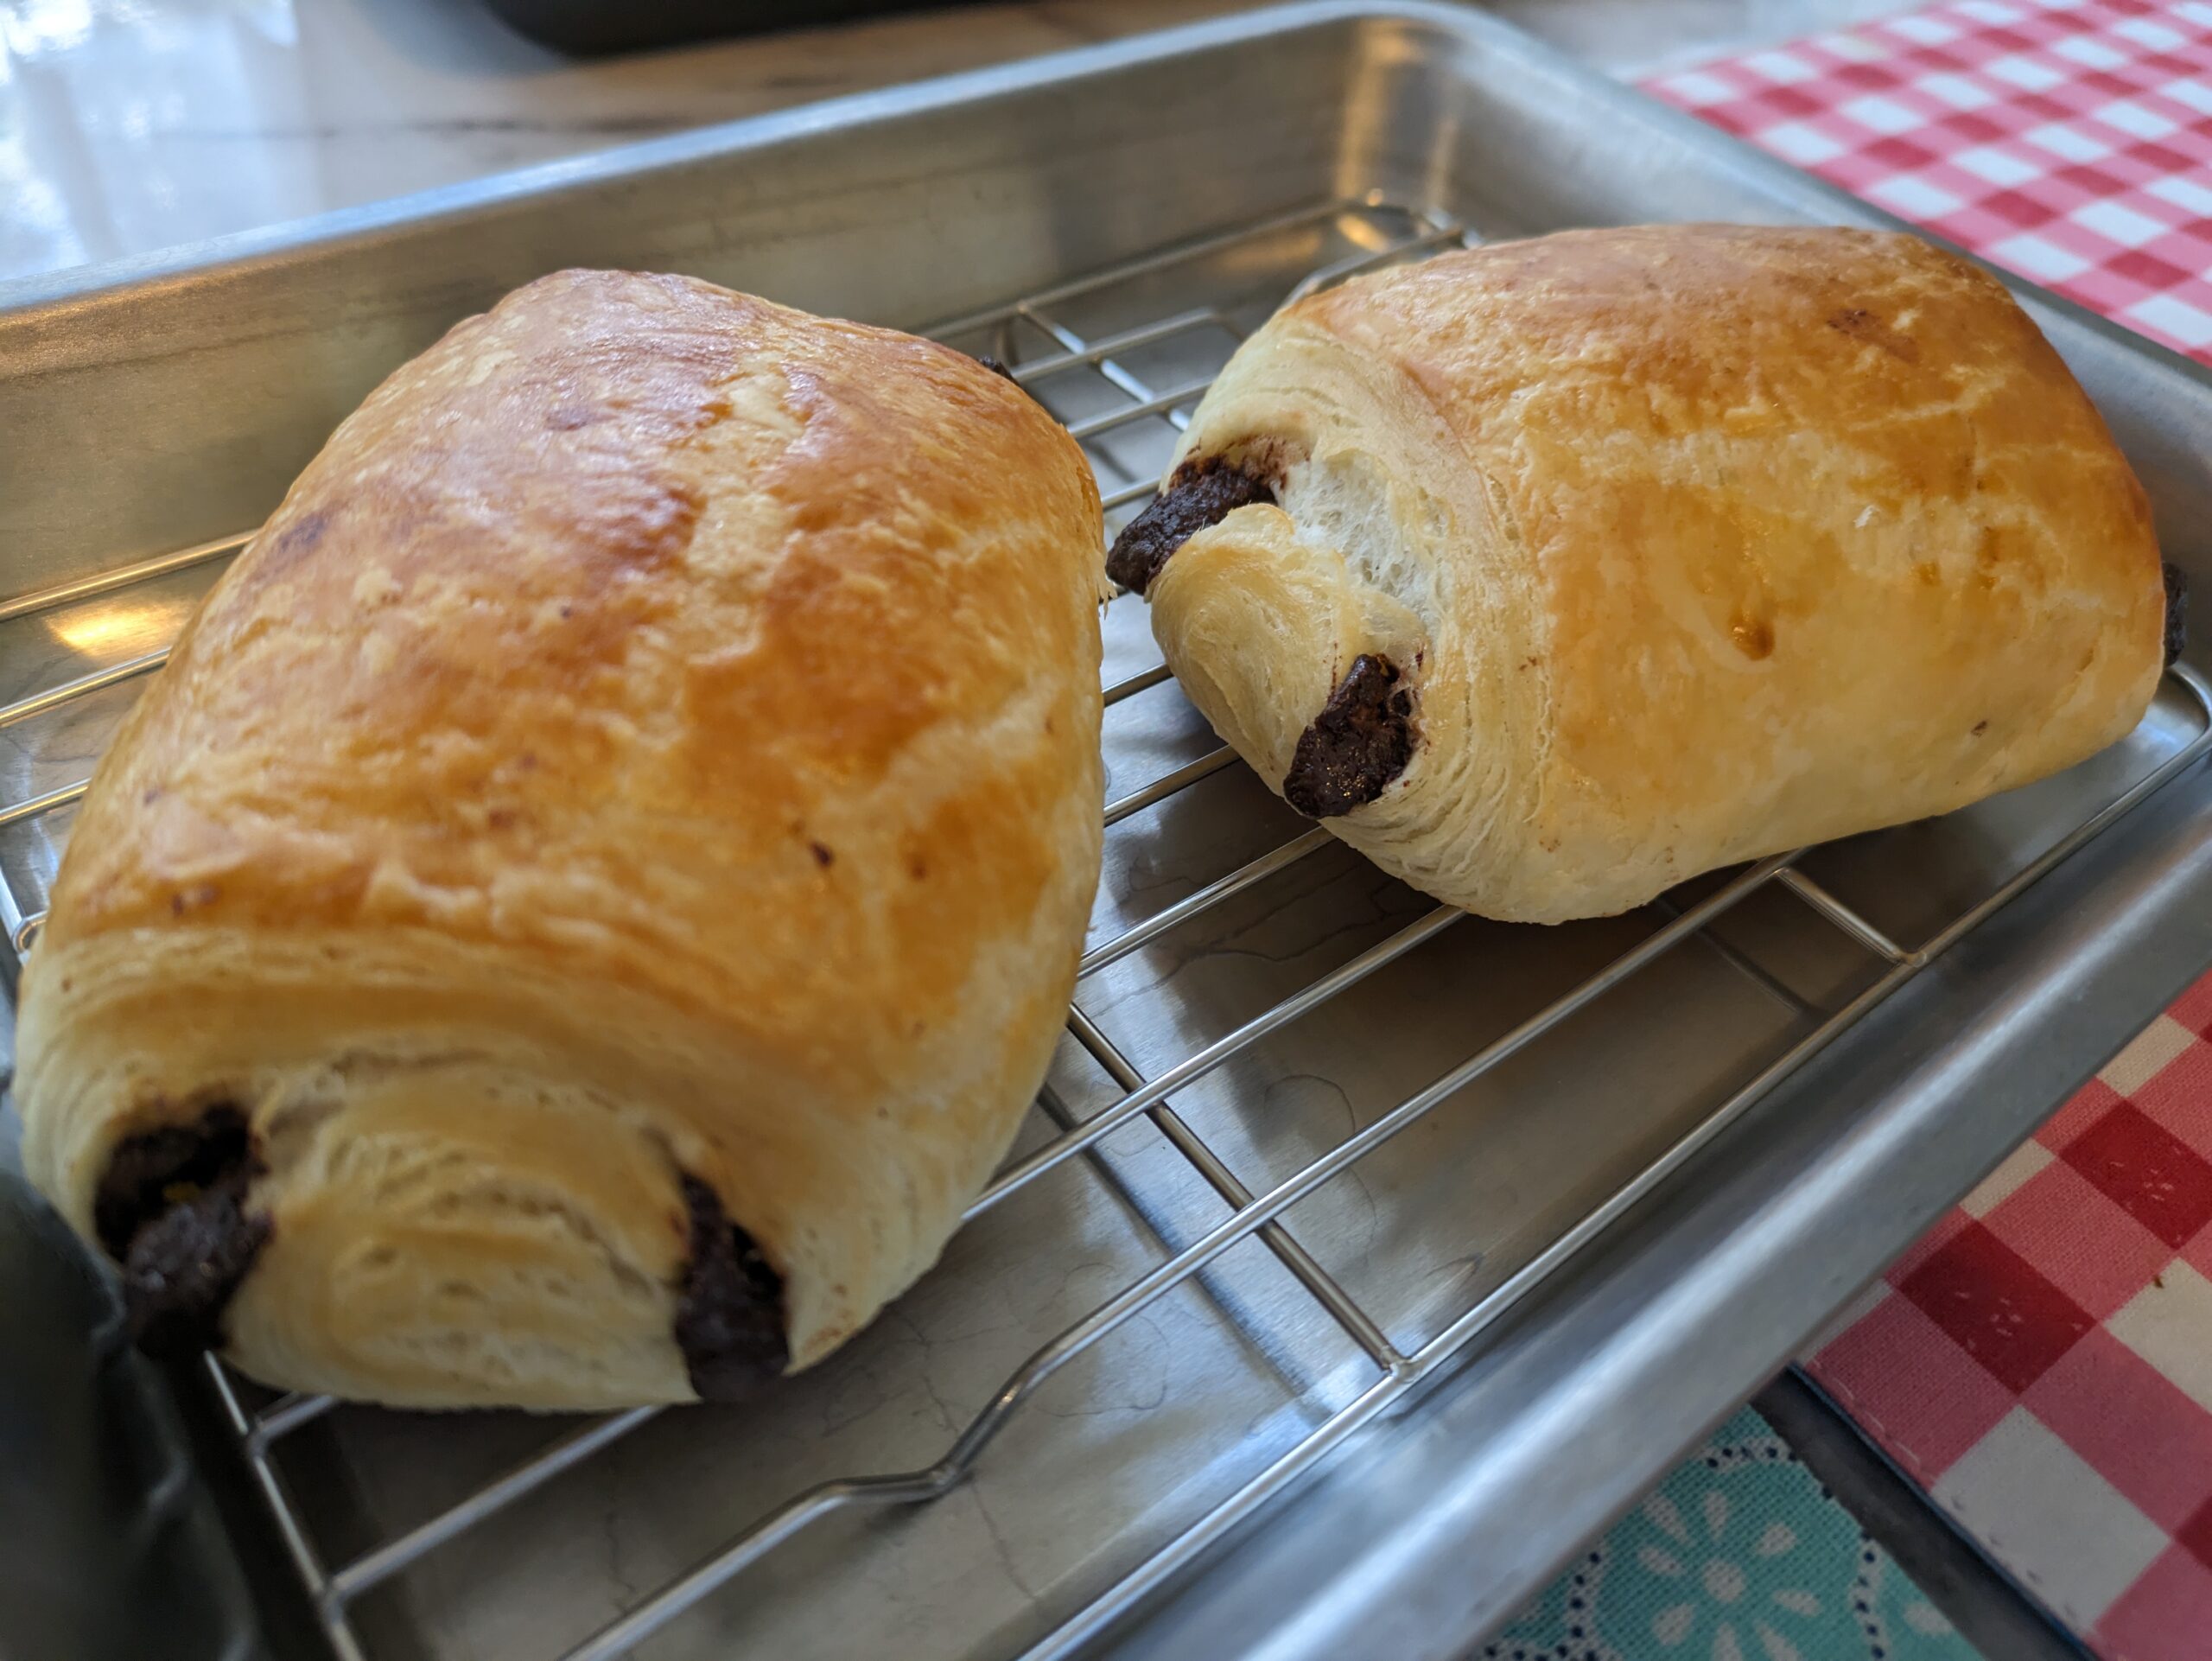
[1653, 0, 2212, 363]
[1810, 995, 2212, 1658]
[1646, 4, 2212, 1656]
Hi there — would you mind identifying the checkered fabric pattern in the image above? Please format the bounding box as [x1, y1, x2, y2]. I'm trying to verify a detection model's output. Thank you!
[1806, 992, 2212, 1656]
[1650, 0, 2212, 362]
[1645, 5, 2212, 1656]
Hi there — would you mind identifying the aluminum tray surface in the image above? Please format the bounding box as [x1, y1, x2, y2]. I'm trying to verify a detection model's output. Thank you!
[7, 9, 2212, 1661]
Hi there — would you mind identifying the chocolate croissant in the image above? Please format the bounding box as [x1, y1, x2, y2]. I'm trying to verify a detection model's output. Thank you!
[17, 270, 1108, 1410]
[1110, 225, 2171, 923]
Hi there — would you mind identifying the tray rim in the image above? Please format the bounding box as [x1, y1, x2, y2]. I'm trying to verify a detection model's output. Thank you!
[0, 2, 1421, 315]
[6, 0, 2207, 444]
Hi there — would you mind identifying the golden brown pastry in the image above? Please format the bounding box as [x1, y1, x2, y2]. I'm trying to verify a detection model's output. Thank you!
[17, 270, 1108, 1410]
[1109, 225, 2171, 923]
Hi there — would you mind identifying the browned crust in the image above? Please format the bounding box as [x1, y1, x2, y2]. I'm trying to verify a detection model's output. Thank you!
[22, 270, 1109, 1404]
[45, 270, 1103, 1051]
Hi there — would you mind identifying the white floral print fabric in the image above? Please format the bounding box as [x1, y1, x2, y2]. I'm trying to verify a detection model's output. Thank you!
[1484, 1407, 1980, 1661]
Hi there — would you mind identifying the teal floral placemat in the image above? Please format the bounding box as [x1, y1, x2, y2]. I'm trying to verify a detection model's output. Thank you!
[1482, 1406, 1980, 1661]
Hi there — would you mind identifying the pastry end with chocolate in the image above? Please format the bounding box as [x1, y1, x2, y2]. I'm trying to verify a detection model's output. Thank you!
[674, 1174, 788, 1403]
[1106, 455, 1276, 595]
[93, 1106, 270, 1358]
[2165, 560, 2189, 668]
[1283, 654, 1416, 818]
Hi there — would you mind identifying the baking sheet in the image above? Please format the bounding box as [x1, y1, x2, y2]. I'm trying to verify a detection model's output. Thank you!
[6, 9, 2212, 1659]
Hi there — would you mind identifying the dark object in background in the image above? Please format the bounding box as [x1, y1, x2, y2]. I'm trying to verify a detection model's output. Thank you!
[0, 1163, 275, 1661]
[481, 0, 944, 55]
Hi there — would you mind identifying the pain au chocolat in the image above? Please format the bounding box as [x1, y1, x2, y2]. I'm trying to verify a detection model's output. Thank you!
[1110, 225, 2174, 923]
[19, 270, 1109, 1410]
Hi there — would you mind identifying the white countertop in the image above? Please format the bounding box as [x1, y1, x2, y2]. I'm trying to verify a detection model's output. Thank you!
[0, 0, 1913, 289]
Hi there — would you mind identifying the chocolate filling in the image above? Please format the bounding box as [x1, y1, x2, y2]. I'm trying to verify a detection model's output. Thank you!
[1283, 654, 1416, 818]
[2165, 561, 2190, 668]
[1105, 455, 1276, 595]
[92, 1107, 270, 1359]
[673, 1174, 788, 1403]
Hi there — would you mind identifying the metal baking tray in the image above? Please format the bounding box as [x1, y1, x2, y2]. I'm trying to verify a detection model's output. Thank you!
[7, 6, 2212, 1659]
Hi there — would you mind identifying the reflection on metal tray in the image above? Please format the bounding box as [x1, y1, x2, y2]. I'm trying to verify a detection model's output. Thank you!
[9, 9, 2212, 1661]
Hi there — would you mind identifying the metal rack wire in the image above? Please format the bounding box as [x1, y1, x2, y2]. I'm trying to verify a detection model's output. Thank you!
[4, 197, 2209, 1661]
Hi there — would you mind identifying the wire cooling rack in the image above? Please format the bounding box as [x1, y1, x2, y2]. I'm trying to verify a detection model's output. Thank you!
[2, 198, 2209, 1661]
